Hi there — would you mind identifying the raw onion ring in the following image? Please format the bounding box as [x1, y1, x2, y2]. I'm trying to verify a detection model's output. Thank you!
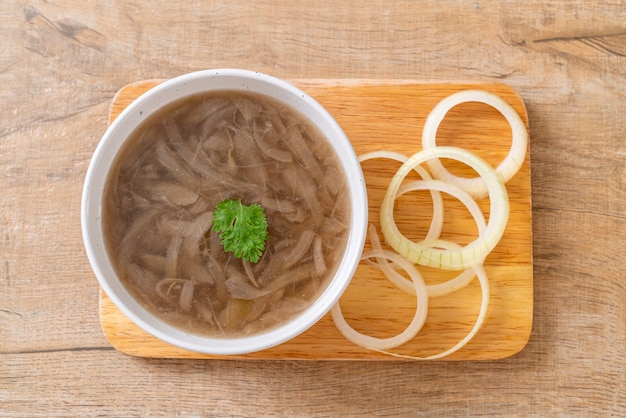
[362, 159, 486, 297]
[397, 178, 485, 296]
[421, 90, 528, 200]
[368, 225, 479, 298]
[335, 90, 525, 359]
[330, 249, 429, 351]
[380, 146, 509, 271]
[372, 262, 490, 360]
[359, 150, 443, 241]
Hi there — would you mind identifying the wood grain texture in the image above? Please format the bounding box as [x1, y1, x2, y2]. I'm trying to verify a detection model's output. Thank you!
[1, 0, 625, 416]
[100, 80, 532, 361]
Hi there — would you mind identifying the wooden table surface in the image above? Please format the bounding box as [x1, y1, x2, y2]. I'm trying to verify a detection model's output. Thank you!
[1, 1, 624, 416]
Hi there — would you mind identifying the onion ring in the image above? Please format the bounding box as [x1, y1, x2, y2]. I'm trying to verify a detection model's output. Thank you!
[359, 150, 443, 241]
[330, 249, 429, 351]
[372, 262, 490, 360]
[421, 90, 528, 200]
[380, 146, 509, 270]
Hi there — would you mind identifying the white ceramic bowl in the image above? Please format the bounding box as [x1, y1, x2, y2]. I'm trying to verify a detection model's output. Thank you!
[81, 69, 368, 355]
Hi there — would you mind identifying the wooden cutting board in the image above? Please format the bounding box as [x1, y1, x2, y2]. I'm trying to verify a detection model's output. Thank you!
[99, 79, 533, 360]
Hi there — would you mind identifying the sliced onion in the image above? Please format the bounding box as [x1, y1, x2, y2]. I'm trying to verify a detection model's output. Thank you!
[372, 262, 490, 360]
[151, 182, 199, 206]
[282, 229, 315, 270]
[242, 260, 260, 288]
[165, 235, 184, 278]
[312, 234, 327, 276]
[359, 150, 443, 242]
[398, 178, 485, 296]
[155, 277, 186, 302]
[381, 146, 509, 271]
[361, 156, 486, 297]
[397, 178, 486, 236]
[330, 90, 525, 359]
[367, 225, 479, 298]
[330, 249, 429, 351]
[225, 266, 270, 300]
[421, 90, 528, 200]
[178, 279, 195, 313]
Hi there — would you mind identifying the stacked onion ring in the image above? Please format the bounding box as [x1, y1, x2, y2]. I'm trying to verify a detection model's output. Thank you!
[331, 90, 528, 359]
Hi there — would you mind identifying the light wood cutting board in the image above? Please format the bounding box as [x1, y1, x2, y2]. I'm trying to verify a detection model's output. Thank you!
[99, 79, 533, 360]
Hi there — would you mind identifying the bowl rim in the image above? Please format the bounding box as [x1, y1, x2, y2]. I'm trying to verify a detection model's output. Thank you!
[81, 69, 368, 354]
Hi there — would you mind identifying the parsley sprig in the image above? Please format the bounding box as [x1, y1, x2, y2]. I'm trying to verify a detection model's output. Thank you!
[211, 198, 268, 263]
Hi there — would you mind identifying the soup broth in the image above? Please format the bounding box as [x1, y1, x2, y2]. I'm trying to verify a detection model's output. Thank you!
[104, 91, 351, 338]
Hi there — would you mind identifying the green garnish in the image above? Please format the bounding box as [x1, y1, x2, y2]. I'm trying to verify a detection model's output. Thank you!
[211, 198, 268, 263]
